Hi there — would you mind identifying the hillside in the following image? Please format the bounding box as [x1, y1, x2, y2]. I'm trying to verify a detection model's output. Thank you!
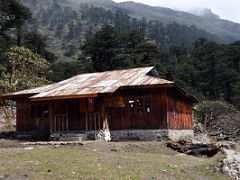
[118, 2, 240, 42]
[19, 0, 240, 60]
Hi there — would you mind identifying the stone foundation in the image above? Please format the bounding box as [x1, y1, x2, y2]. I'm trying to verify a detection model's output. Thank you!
[110, 129, 194, 141]
[50, 129, 193, 142]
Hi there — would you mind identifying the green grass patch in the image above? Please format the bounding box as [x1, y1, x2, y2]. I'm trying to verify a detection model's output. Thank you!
[0, 142, 229, 179]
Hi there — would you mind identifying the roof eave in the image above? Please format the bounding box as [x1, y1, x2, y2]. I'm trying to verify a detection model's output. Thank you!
[30, 94, 98, 101]
[0, 93, 37, 100]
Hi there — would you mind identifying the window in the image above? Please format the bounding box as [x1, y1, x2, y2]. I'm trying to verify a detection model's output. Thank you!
[129, 98, 135, 112]
[31, 104, 49, 118]
[36, 105, 42, 118]
[137, 98, 143, 113]
[145, 97, 151, 113]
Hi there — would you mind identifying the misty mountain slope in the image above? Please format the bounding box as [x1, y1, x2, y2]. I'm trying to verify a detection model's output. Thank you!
[20, 0, 240, 60]
[118, 1, 240, 42]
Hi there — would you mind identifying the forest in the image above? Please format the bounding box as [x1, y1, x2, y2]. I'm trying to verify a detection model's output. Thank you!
[0, 0, 240, 111]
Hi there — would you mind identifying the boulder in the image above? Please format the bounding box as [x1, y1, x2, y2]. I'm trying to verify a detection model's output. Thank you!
[221, 149, 240, 179]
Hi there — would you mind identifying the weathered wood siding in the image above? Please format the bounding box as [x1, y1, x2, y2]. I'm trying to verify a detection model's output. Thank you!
[107, 88, 168, 130]
[166, 89, 193, 129]
[16, 98, 49, 131]
[16, 98, 33, 131]
[15, 87, 193, 132]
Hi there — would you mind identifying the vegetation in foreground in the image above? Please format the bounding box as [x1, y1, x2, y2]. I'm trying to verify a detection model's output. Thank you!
[0, 141, 228, 180]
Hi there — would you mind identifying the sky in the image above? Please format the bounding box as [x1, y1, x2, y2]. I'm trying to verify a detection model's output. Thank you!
[113, 0, 240, 23]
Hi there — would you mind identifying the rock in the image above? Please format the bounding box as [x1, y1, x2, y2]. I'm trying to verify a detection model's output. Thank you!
[21, 141, 85, 146]
[110, 148, 119, 152]
[193, 123, 205, 134]
[221, 149, 240, 179]
[216, 141, 238, 150]
[175, 153, 186, 157]
[192, 133, 212, 144]
[24, 147, 34, 150]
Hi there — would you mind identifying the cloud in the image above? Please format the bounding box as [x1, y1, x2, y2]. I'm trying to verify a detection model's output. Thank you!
[113, 0, 240, 23]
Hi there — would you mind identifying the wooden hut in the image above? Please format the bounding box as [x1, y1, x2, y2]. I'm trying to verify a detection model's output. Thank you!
[1, 67, 197, 141]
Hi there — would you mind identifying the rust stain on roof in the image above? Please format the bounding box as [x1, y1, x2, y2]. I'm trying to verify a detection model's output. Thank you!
[1, 67, 174, 100]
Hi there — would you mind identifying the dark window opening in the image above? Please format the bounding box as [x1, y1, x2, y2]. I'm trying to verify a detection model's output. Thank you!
[129, 98, 135, 112]
[137, 98, 143, 113]
[145, 97, 151, 113]
[36, 105, 42, 118]
[32, 104, 49, 118]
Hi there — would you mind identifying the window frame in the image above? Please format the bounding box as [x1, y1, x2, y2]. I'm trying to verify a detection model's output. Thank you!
[145, 97, 151, 113]
[128, 98, 135, 112]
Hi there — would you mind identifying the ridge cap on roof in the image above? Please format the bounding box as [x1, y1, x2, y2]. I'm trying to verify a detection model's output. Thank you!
[72, 66, 154, 76]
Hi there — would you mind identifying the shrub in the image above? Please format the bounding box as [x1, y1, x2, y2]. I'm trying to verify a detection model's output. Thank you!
[193, 101, 240, 136]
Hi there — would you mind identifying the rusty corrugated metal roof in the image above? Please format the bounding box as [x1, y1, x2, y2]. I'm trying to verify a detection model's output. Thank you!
[1, 67, 174, 100]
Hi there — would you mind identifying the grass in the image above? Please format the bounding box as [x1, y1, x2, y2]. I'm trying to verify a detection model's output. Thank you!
[0, 141, 228, 179]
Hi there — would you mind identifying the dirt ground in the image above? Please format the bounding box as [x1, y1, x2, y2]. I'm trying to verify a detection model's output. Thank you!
[0, 137, 231, 180]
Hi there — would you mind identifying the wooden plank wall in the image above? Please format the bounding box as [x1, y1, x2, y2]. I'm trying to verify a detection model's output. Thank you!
[16, 98, 50, 131]
[49, 98, 100, 131]
[49, 99, 81, 131]
[16, 98, 33, 131]
[15, 87, 193, 132]
[166, 89, 193, 129]
[107, 88, 168, 130]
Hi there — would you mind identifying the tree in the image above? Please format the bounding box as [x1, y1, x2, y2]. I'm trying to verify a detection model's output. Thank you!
[0, 0, 32, 45]
[82, 26, 160, 72]
[0, 46, 49, 93]
[82, 25, 120, 72]
[23, 31, 57, 62]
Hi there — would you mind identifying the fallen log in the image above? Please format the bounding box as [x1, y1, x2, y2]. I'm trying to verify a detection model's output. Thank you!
[166, 141, 220, 157]
[166, 141, 184, 153]
[185, 146, 219, 157]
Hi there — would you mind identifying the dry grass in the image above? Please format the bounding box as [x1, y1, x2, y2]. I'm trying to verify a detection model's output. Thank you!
[0, 141, 229, 180]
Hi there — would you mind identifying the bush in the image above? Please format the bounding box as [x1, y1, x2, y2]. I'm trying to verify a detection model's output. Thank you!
[193, 101, 240, 136]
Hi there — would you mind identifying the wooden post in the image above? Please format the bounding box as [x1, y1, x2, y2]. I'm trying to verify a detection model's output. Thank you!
[94, 113, 96, 131]
[85, 112, 88, 131]
[49, 103, 53, 134]
[58, 116, 60, 132]
[62, 115, 65, 131]
[66, 106, 69, 131]
[54, 116, 56, 132]
[98, 114, 100, 130]
[66, 114, 69, 131]
[89, 114, 92, 131]
[102, 105, 109, 130]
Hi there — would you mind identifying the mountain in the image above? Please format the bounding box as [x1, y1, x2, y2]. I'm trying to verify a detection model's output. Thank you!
[191, 8, 220, 20]
[20, 0, 240, 60]
[118, 2, 240, 41]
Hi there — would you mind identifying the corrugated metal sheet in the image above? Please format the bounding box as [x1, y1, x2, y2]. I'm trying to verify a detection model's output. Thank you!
[1, 67, 174, 100]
